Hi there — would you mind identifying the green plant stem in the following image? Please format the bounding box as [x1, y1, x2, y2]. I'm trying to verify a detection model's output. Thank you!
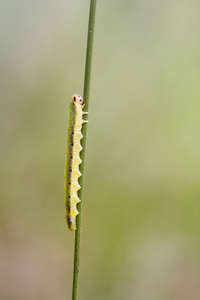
[71, 1, 97, 300]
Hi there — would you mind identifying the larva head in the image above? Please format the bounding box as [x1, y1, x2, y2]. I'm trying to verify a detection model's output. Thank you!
[71, 94, 84, 106]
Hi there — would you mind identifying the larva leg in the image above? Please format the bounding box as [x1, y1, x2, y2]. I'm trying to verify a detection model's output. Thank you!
[82, 111, 89, 115]
[83, 120, 88, 123]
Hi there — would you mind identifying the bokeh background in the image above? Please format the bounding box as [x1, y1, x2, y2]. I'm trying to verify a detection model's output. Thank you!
[1, 1, 200, 299]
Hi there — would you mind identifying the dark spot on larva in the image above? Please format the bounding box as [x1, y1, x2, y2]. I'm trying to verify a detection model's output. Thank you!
[70, 155, 73, 159]
[69, 169, 72, 172]
[71, 143, 74, 146]
[73, 96, 76, 101]
[69, 182, 71, 185]
[68, 217, 71, 222]
[72, 131, 74, 134]
[68, 195, 70, 198]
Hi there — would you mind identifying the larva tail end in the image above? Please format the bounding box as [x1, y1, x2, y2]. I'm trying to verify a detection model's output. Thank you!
[69, 225, 76, 231]
[66, 216, 77, 231]
[67, 221, 76, 231]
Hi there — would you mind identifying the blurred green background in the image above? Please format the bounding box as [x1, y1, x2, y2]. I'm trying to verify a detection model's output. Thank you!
[1, 1, 200, 299]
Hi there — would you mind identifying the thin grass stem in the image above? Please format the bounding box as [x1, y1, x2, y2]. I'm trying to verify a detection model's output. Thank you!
[71, 1, 97, 300]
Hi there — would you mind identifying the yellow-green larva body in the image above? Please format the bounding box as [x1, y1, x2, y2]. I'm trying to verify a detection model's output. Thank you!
[65, 94, 88, 231]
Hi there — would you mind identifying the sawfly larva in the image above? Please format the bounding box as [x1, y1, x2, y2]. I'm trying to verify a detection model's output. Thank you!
[64, 94, 88, 231]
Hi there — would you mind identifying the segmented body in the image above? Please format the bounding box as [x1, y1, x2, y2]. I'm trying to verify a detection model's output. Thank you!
[65, 94, 88, 231]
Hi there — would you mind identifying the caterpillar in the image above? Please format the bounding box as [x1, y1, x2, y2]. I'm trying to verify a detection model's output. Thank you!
[64, 94, 88, 231]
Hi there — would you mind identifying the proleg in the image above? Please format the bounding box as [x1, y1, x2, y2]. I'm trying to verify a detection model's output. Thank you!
[64, 94, 88, 231]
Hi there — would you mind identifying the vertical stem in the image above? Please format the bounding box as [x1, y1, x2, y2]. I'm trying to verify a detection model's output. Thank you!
[71, 1, 97, 300]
